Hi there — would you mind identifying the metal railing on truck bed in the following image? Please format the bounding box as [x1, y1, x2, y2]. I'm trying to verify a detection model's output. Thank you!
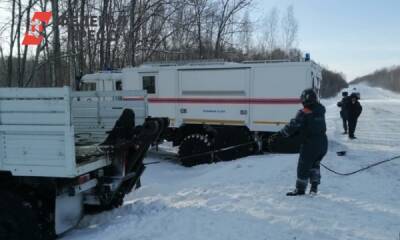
[0, 87, 148, 178]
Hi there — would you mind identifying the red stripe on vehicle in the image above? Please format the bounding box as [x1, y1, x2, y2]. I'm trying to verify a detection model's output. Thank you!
[123, 97, 301, 104]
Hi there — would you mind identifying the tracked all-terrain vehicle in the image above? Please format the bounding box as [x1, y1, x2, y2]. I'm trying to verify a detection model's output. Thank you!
[0, 87, 168, 239]
[82, 58, 322, 166]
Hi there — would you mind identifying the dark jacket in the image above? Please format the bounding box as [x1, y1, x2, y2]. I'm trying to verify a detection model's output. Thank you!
[337, 97, 350, 119]
[280, 103, 328, 188]
[348, 100, 362, 120]
[280, 103, 327, 141]
[278, 102, 328, 188]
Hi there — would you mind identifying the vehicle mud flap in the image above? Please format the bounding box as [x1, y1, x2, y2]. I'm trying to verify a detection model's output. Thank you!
[55, 193, 83, 235]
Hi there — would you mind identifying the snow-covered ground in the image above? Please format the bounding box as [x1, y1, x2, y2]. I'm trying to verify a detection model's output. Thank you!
[62, 85, 400, 240]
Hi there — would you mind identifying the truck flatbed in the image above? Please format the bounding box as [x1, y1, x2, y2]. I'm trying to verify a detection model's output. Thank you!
[0, 87, 168, 238]
[0, 87, 147, 178]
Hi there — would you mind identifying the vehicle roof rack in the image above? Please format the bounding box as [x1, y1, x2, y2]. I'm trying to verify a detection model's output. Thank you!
[241, 59, 293, 64]
[142, 59, 228, 67]
[94, 70, 122, 74]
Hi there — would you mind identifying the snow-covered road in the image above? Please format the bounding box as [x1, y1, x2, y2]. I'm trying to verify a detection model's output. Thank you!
[62, 85, 400, 240]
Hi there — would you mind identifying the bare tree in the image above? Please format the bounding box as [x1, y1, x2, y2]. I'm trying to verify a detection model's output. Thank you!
[66, 0, 77, 87]
[51, 0, 62, 86]
[262, 7, 279, 53]
[99, 0, 109, 69]
[191, 0, 208, 58]
[129, 0, 137, 66]
[214, 0, 251, 57]
[7, 0, 17, 86]
[20, 0, 33, 86]
[281, 5, 298, 52]
[239, 10, 252, 55]
[78, 0, 86, 74]
[0, 0, 261, 87]
[25, 0, 49, 87]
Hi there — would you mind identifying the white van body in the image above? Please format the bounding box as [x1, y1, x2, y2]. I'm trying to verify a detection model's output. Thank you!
[83, 60, 322, 132]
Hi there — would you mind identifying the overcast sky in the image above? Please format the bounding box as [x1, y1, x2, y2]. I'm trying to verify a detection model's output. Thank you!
[253, 0, 400, 80]
[1, 1, 399, 81]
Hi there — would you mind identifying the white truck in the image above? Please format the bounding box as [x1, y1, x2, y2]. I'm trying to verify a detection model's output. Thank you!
[0, 87, 168, 239]
[82, 59, 322, 166]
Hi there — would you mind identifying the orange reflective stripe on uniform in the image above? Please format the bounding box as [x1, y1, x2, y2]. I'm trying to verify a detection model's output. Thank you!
[302, 107, 312, 114]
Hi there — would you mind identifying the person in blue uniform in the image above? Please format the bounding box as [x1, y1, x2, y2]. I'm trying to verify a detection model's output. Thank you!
[347, 93, 362, 139]
[268, 89, 328, 196]
[337, 91, 350, 134]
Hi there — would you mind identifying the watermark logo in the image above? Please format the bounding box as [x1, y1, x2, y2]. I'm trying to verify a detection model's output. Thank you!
[22, 12, 52, 45]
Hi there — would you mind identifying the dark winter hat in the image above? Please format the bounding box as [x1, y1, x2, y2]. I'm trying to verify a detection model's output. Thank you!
[300, 88, 317, 107]
[342, 91, 348, 97]
[350, 92, 359, 99]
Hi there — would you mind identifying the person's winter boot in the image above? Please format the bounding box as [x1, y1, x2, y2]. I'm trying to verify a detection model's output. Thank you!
[287, 179, 307, 196]
[286, 189, 305, 196]
[310, 184, 318, 194]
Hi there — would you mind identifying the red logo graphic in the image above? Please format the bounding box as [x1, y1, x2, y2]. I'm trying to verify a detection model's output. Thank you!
[22, 12, 52, 45]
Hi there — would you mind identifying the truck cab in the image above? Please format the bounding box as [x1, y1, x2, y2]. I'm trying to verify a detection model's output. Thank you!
[81, 70, 123, 92]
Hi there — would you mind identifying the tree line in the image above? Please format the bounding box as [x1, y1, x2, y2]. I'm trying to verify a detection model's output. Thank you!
[320, 68, 348, 98]
[351, 66, 400, 92]
[0, 0, 346, 98]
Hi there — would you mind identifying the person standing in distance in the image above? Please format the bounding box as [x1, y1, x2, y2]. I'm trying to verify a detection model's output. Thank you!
[347, 93, 362, 139]
[337, 91, 350, 134]
[268, 89, 328, 196]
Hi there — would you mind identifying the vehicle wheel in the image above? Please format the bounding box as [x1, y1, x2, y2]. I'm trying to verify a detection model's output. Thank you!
[178, 133, 213, 167]
[0, 191, 41, 240]
[142, 119, 161, 137]
[214, 127, 255, 161]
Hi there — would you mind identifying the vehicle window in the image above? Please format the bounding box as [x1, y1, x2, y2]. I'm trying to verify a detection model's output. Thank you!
[142, 76, 155, 94]
[116, 81, 122, 91]
[80, 82, 96, 91]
